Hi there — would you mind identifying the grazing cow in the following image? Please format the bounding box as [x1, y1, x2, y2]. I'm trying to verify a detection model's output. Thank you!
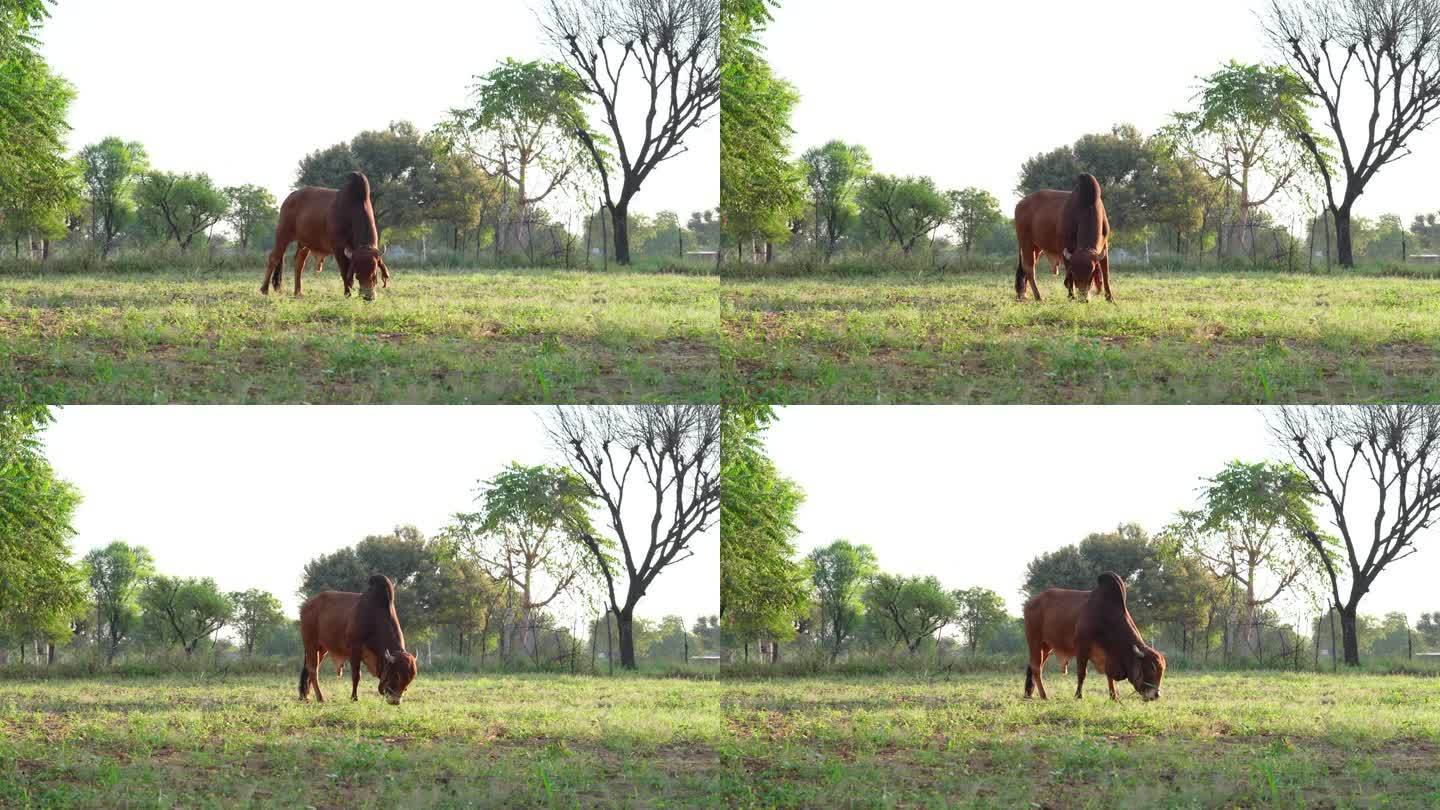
[298, 574, 417, 705]
[262, 171, 390, 300]
[1012, 173, 1113, 302]
[1022, 572, 1165, 701]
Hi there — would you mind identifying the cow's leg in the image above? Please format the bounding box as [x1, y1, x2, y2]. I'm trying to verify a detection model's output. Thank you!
[335, 249, 354, 297]
[378, 257, 390, 288]
[263, 241, 289, 295]
[1026, 254, 1042, 301]
[1101, 255, 1113, 302]
[1025, 638, 1049, 699]
[299, 642, 318, 701]
[350, 649, 363, 701]
[293, 245, 309, 297]
[1073, 653, 1088, 698]
[1107, 676, 1119, 701]
[310, 649, 326, 702]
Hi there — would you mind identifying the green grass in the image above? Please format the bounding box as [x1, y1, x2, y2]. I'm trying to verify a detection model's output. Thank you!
[721, 265, 1440, 403]
[0, 672, 727, 808]
[720, 671, 1440, 808]
[0, 266, 720, 403]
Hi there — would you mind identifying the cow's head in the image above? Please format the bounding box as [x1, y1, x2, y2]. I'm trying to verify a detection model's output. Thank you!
[377, 648, 418, 705]
[1062, 247, 1103, 300]
[344, 246, 383, 301]
[1123, 643, 1166, 701]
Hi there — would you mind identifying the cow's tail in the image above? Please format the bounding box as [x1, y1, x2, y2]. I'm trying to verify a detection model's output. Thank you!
[1024, 663, 1034, 695]
[1015, 257, 1025, 296]
[298, 666, 309, 699]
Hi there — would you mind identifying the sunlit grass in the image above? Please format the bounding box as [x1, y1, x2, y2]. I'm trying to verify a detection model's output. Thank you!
[0, 267, 721, 403]
[0, 672, 727, 808]
[720, 671, 1440, 808]
[721, 267, 1440, 403]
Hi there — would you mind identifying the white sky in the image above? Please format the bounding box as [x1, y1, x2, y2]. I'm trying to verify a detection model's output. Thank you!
[765, 406, 1435, 623]
[41, 406, 717, 628]
[766, 0, 1440, 223]
[37, 0, 717, 223]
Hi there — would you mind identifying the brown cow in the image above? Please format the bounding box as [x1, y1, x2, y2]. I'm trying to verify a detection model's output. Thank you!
[1013, 173, 1112, 302]
[262, 171, 390, 300]
[1022, 572, 1165, 701]
[298, 574, 418, 705]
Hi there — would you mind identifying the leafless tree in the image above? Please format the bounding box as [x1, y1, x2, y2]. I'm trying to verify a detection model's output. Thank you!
[1264, 0, 1440, 265]
[540, 0, 719, 264]
[1267, 405, 1440, 665]
[544, 405, 719, 668]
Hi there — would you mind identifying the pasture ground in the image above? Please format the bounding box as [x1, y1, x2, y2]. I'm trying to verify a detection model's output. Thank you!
[720, 671, 1440, 808]
[721, 266, 1440, 403]
[0, 672, 725, 808]
[0, 267, 720, 403]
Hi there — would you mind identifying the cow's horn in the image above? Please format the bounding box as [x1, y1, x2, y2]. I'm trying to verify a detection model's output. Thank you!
[1133, 644, 1142, 657]
[344, 247, 353, 259]
[384, 649, 395, 663]
[1062, 248, 1072, 261]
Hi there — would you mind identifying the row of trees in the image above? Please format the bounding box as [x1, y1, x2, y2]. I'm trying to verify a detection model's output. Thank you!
[720, 0, 1440, 268]
[720, 406, 1440, 669]
[2, 405, 720, 672]
[3, 0, 720, 266]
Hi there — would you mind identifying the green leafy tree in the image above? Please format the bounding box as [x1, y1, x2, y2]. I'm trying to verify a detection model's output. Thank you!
[0, 1, 74, 214]
[857, 174, 951, 256]
[1265, 0, 1440, 266]
[1163, 460, 1330, 652]
[222, 184, 277, 252]
[77, 137, 147, 258]
[229, 588, 285, 656]
[1417, 612, 1440, 650]
[863, 574, 958, 654]
[437, 59, 591, 255]
[953, 586, 1008, 653]
[300, 525, 440, 636]
[806, 539, 877, 661]
[1024, 523, 1191, 628]
[136, 171, 228, 253]
[1019, 124, 1185, 235]
[443, 463, 603, 659]
[541, 0, 720, 264]
[720, 403, 809, 641]
[296, 122, 433, 241]
[0, 405, 86, 660]
[800, 140, 872, 261]
[946, 187, 1002, 254]
[139, 576, 233, 656]
[720, 3, 803, 262]
[82, 540, 155, 663]
[1167, 61, 1319, 255]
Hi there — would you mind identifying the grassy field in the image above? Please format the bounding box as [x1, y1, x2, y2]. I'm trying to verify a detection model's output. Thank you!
[721, 265, 1440, 403]
[0, 672, 726, 808]
[0, 266, 720, 403]
[720, 671, 1440, 808]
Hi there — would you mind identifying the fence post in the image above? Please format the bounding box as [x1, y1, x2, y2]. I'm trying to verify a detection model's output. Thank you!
[1330, 609, 1337, 673]
[683, 630, 689, 666]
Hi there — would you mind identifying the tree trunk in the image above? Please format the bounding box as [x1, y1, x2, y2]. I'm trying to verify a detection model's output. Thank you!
[1339, 603, 1360, 666]
[1333, 204, 1354, 267]
[616, 605, 637, 669]
[610, 203, 631, 265]
[47, 643, 56, 666]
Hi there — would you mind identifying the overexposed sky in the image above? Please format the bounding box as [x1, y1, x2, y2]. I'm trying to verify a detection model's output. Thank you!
[42, 406, 717, 627]
[766, 0, 1440, 223]
[766, 406, 1435, 622]
[37, 0, 717, 222]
